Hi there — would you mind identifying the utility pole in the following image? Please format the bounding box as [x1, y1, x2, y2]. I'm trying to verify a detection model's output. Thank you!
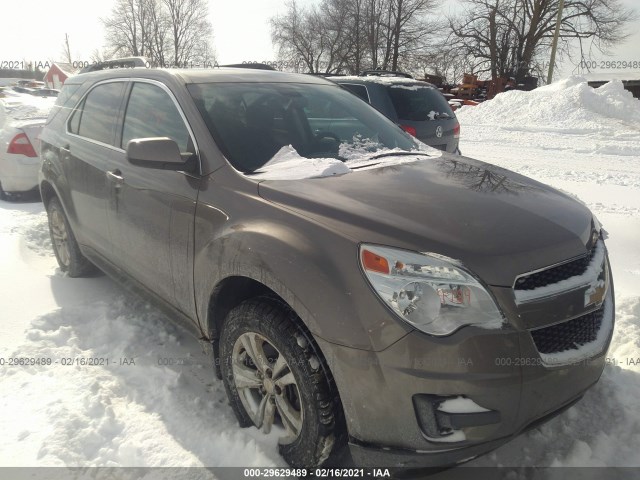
[547, 0, 565, 84]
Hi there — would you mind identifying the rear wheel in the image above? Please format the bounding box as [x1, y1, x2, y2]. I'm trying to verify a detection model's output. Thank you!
[46, 197, 95, 277]
[220, 297, 344, 467]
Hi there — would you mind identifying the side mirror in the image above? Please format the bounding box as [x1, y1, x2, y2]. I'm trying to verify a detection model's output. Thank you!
[126, 137, 196, 172]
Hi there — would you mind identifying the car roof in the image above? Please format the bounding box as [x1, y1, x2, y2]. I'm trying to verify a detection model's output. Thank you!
[65, 67, 337, 86]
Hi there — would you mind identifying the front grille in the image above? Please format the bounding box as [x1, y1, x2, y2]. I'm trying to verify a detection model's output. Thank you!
[515, 246, 598, 291]
[530, 306, 604, 355]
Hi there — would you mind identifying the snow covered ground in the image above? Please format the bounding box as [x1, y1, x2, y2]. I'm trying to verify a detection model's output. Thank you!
[0, 77, 639, 472]
[458, 77, 640, 468]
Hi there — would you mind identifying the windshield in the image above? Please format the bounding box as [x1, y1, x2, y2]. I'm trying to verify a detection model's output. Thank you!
[387, 85, 454, 121]
[188, 82, 424, 173]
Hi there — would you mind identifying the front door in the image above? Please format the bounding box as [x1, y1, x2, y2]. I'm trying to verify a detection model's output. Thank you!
[107, 80, 200, 317]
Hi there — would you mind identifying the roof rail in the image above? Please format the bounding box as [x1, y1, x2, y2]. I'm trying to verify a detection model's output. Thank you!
[360, 70, 413, 79]
[79, 57, 149, 74]
[306, 72, 344, 77]
[219, 63, 276, 71]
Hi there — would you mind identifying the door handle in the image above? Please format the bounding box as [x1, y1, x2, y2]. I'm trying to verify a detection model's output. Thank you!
[107, 169, 124, 186]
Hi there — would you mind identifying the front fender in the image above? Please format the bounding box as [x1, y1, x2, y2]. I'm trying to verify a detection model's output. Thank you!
[193, 171, 411, 352]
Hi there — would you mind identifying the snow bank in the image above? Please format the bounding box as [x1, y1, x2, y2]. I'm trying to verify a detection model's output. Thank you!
[457, 76, 640, 133]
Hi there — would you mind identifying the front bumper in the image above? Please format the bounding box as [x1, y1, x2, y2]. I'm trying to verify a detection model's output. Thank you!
[346, 384, 587, 469]
[314, 262, 614, 467]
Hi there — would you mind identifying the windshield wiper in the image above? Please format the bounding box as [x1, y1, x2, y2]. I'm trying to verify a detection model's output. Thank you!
[366, 151, 432, 161]
[350, 162, 381, 170]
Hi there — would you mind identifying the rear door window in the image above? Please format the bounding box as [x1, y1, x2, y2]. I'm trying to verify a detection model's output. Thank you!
[72, 82, 125, 145]
[121, 82, 192, 153]
[387, 85, 454, 121]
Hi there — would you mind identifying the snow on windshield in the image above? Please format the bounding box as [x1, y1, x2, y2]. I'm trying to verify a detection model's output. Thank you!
[249, 137, 442, 180]
[248, 145, 351, 180]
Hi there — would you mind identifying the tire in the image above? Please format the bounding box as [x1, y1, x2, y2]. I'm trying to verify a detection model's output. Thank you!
[0, 181, 7, 201]
[46, 197, 95, 277]
[220, 297, 344, 468]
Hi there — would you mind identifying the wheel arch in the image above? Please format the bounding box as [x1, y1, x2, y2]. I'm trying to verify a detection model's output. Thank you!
[207, 275, 348, 457]
[205, 275, 336, 389]
[206, 275, 323, 366]
[39, 179, 58, 207]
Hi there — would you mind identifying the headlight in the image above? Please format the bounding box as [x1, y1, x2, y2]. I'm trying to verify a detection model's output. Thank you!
[360, 244, 504, 336]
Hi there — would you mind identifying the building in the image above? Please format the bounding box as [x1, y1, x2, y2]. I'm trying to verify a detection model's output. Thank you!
[43, 63, 79, 89]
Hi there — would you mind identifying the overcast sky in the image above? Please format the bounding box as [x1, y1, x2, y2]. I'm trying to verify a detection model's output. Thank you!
[0, 0, 638, 81]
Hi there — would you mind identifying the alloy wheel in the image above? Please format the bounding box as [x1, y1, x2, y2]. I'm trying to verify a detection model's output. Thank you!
[232, 331, 304, 445]
[50, 208, 70, 267]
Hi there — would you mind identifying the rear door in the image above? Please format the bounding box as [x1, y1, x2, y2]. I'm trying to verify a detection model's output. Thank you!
[107, 80, 200, 316]
[64, 80, 127, 257]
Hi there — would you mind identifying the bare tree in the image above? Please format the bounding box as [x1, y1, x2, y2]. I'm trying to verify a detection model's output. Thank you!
[144, 0, 170, 66]
[161, 0, 213, 65]
[271, 0, 441, 74]
[103, 0, 215, 66]
[103, 0, 148, 58]
[447, 0, 635, 83]
[271, 1, 326, 73]
[388, 0, 439, 71]
[90, 49, 107, 64]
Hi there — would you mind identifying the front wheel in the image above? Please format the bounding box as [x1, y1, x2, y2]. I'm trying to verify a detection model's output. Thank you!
[219, 297, 344, 467]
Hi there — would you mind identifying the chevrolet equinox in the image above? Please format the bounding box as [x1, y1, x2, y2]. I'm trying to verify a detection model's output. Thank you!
[39, 66, 614, 469]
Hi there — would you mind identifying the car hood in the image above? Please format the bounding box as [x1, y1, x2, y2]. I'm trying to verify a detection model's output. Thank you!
[257, 154, 595, 286]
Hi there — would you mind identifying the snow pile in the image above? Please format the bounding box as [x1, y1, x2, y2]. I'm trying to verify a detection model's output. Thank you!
[457, 77, 640, 133]
[0, 296, 282, 467]
[14, 210, 52, 256]
[251, 142, 441, 180]
[250, 145, 351, 180]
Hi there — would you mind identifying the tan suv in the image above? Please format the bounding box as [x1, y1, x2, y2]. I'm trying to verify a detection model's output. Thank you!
[39, 64, 614, 469]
